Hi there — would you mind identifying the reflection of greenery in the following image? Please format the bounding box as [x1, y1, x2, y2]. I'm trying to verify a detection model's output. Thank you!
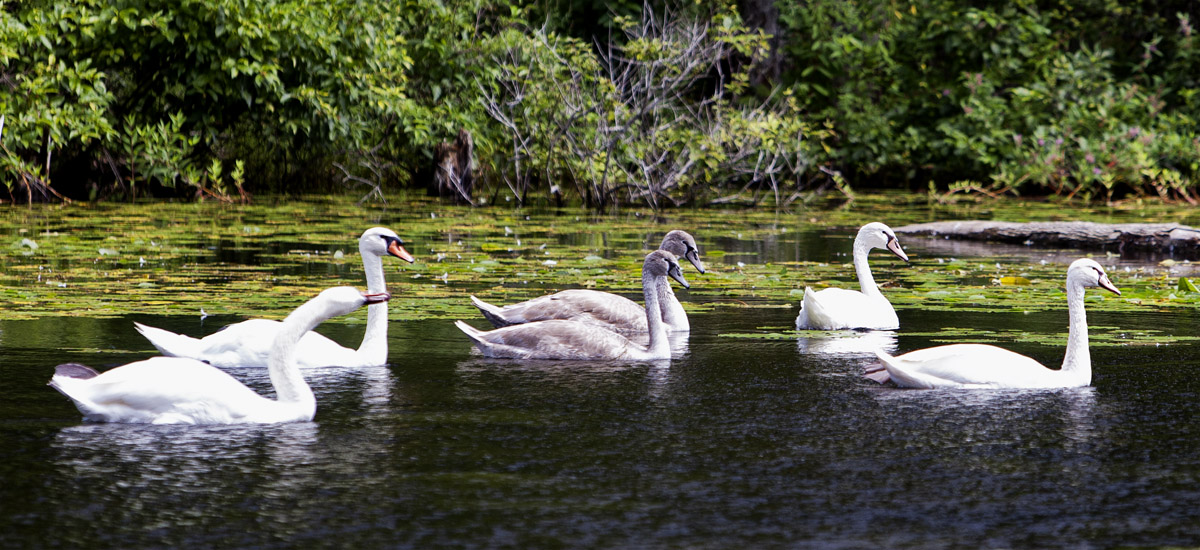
[1, 194, 1199, 330]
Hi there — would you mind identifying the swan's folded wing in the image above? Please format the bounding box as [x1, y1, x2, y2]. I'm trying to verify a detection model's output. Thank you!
[491, 290, 646, 330]
[801, 287, 897, 330]
[881, 344, 1045, 388]
[191, 320, 281, 356]
[461, 319, 638, 360]
[56, 357, 265, 417]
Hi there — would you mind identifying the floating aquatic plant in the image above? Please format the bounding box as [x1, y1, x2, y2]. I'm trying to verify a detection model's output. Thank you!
[1, 193, 1198, 332]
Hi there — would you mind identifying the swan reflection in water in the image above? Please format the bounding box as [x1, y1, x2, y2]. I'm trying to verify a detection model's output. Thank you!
[455, 356, 673, 399]
[623, 330, 690, 357]
[796, 329, 898, 357]
[50, 422, 321, 518]
[223, 363, 399, 410]
[866, 385, 1103, 447]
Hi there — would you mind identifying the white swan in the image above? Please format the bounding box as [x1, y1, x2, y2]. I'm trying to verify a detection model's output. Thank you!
[469, 230, 703, 332]
[134, 227, 414, 368]
[865, 258, 1120, 389]
[50, 287, 391, 424]
[795, 222, 909, 330]
[454, 250, 688, 360]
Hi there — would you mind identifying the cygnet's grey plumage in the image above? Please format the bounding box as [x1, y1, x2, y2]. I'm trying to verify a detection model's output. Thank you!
[456, 250, 688, 360]
[470, 230, 702, 333]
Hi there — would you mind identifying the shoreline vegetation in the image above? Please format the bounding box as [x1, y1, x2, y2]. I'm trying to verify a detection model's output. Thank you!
[1, 1, 1198, 208]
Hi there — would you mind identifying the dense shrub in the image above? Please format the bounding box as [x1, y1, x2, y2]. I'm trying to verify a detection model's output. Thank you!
[2, 0, 1198, 206]
[479, 5, 827, 209]
[776, 0, 1200, 201]
[1, 0, 412, 200]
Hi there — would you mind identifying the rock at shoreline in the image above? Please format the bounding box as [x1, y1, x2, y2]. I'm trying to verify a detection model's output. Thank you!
[895, 221, 1200, 259]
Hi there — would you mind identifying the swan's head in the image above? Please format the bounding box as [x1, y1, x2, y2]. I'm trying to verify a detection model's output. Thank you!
[1068, 258, 1121, 296]
[644, 250, 690, 289]
[858, 222, 909, 262]
[360, 227, 415, 263]
[660, 230, 705, 274]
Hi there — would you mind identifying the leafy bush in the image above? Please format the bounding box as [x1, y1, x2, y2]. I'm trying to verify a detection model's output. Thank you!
[3, 0, 1198, 206]
[1, 0, 411, 200]
[480, 5, 828, 209]
[777, 0, 1200, 201]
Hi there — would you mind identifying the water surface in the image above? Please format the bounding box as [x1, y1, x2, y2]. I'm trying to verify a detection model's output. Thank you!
[2, 197, 1199, 548]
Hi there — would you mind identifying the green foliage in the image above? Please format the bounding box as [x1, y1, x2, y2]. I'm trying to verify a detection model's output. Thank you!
[388, 0, 497, 156]
[1, 0, 412, 199]
[2, 0, 1198, 206]
[777, 0, 1200, 201]
[479, 5, 828, 208]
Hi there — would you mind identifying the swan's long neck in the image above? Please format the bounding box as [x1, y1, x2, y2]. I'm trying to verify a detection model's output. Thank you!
[356, 249, 389, 362]
[267, 300, 321, 415]
[642, 271, 670, 357]
[1059, 278, 1091, 382]
[853, 238, 882, 298]
[658, 280, 687, 331]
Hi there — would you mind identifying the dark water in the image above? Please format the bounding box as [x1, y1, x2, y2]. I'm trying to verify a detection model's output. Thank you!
[4, 209, 1200, 549]
[3, 297, 1200, 548]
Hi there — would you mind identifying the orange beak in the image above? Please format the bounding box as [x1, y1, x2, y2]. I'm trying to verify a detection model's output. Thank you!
[1098, 273, 1121, 296]
[388, 241, 415, 263]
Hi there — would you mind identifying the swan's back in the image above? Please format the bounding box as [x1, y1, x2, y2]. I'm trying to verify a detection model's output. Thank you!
[455, 320, 649, 360]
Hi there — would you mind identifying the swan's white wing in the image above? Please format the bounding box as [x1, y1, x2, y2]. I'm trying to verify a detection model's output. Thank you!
[877, 344, 1050, 389]
[51, 357, 270, 423]
[189, 320, 280, 366]
[139, 319, 357, 368]
[799, 287, 898, 330]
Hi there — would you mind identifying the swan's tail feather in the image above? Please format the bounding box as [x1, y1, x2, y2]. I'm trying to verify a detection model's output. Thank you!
[454, 320, 486, 344]
[796, 287, 826, 329]
[133, 322, 200, 358]
[470, 296, 513, 328]
[863, 349, 900, 385]
[53, 363, 100, 380]
[48, 363, 99, 411]
[862, 362, 891, 384]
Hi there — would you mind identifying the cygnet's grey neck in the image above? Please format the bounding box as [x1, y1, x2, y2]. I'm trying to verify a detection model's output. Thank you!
[642, 270, 670, 356]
